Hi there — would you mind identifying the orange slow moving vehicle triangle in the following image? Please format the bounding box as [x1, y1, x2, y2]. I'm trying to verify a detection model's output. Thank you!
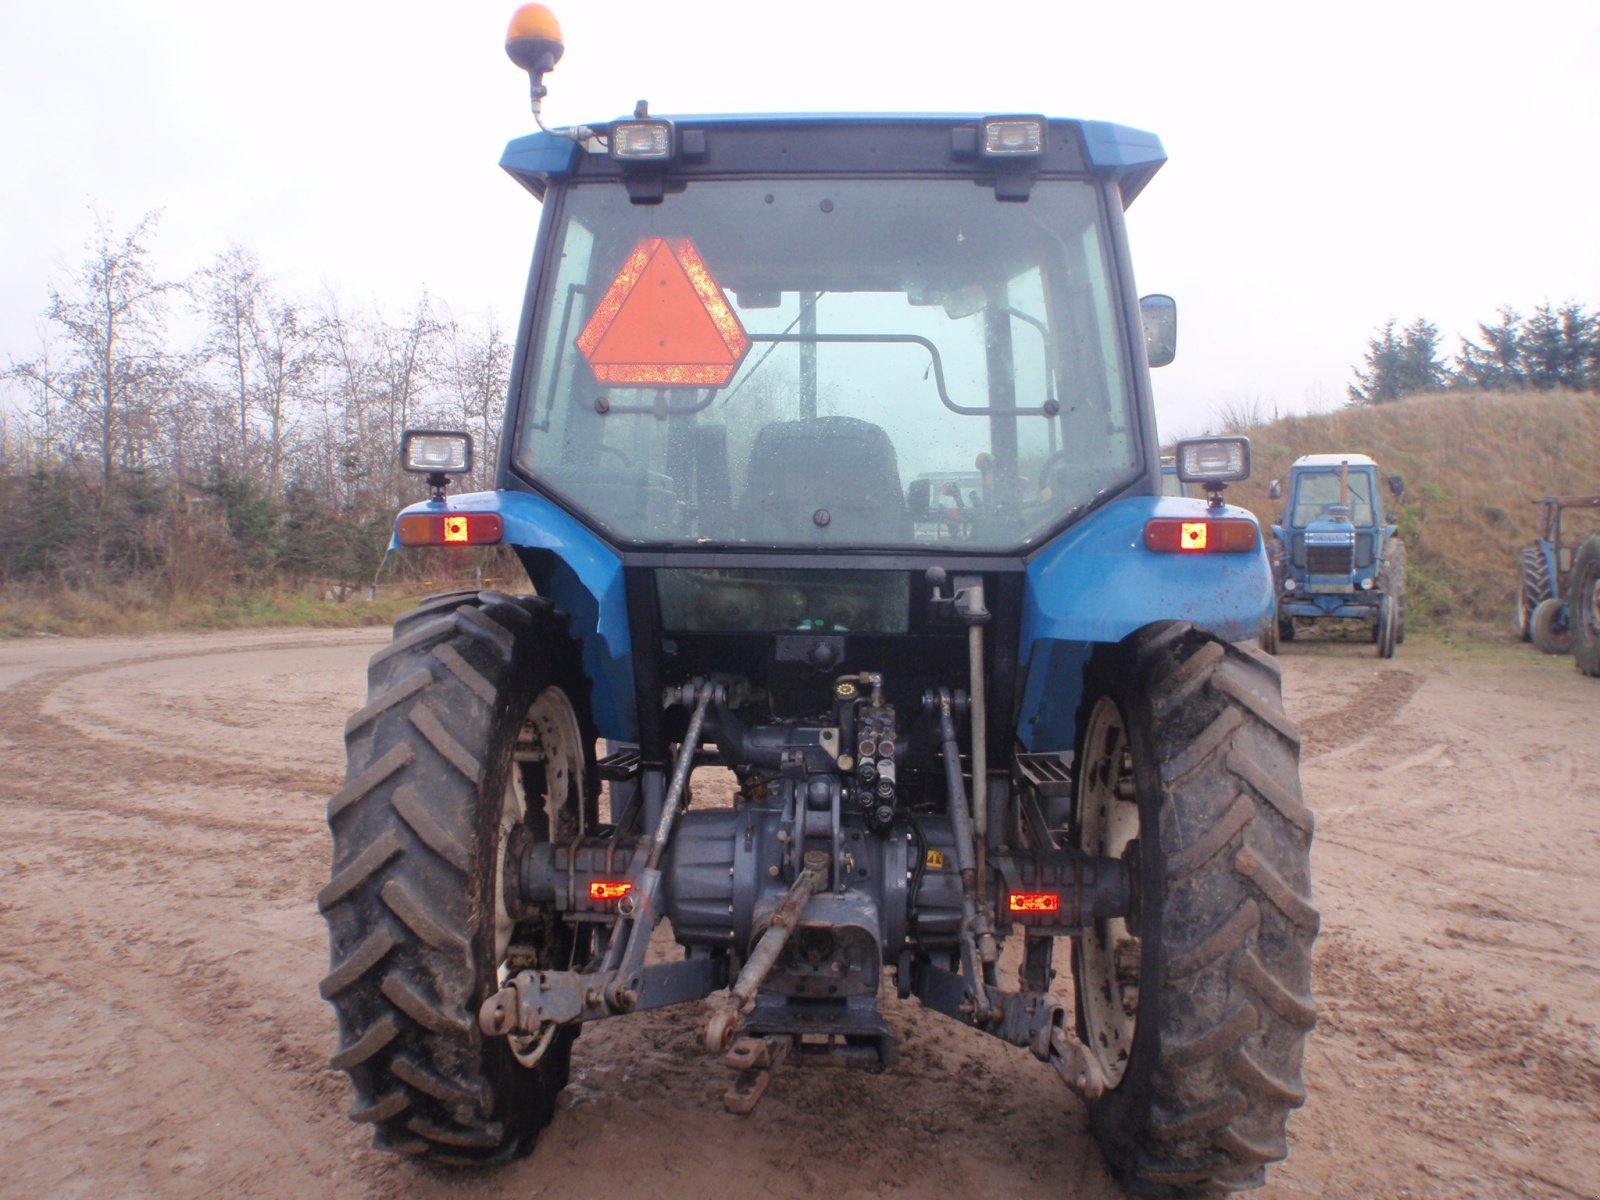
[575, 238, 751, 386]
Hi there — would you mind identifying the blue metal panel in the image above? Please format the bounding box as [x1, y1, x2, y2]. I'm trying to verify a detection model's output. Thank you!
[391, 491, 636, 740]
[501, 132, 579, 194]
[1079, 120, 1167, 170]
[1017, 496, 1271, 750]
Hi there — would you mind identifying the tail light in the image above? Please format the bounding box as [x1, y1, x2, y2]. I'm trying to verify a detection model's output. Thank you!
[395, 512, 504, 547]
[1144, 518, 1258, 554]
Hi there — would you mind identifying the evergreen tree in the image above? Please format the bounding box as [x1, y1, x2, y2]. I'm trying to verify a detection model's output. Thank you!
[1455, 307, 1526, 390]
[1454, 301, 1599, 392]
[1348, 317, 1445, 404]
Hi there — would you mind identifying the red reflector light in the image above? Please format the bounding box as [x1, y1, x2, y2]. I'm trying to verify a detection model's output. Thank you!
[1144, 518, 1257, 554]
[395, 512, 503, 547]
[1008, 892, 1061, 914]
[589, 881, 632, 901]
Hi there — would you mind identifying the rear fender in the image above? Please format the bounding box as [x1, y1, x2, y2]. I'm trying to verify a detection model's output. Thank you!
[1017, 496, 1271, 750]
[392, 491, 636, 739]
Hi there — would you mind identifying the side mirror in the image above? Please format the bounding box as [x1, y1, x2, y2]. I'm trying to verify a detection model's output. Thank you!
[907, 478, 932, 520]
[1268, 479, 1282, 501]
[1140, 294, 1177, 368]
[1388, 474, 1406, 499]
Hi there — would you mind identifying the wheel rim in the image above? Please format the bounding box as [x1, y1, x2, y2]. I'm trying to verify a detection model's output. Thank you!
[495, 685, 587, 1068]
[1075, 696, 1141, 1088]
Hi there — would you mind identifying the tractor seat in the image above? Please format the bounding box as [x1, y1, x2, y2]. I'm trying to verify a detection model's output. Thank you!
[738, 416, 909, 543]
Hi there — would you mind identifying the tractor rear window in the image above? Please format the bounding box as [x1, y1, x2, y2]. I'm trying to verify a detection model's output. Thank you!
[515, 178, 1140, 550]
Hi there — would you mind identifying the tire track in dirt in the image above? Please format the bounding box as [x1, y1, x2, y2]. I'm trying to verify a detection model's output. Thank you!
[1298, 667, 1422, 758]
[0, 643, 345, 833]
[0, 938, 345, 1195]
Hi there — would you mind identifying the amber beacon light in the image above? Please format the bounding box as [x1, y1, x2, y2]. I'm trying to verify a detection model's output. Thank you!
[505, 4, 564, 73]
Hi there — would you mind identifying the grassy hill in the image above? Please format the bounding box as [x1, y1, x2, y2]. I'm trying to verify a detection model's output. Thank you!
[1220, 390, 1600, 628]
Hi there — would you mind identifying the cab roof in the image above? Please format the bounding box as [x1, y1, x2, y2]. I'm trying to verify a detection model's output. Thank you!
[501, 114, 1165, 205]
[1293, 454, 1378, 469]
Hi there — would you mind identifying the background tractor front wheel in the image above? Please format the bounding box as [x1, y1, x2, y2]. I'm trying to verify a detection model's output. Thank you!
[1380, 539, 1407, 645]
[1074, 624, 1316, 1195]
[1259, 615, 1279, 655]
[1376, 594, 1397, 659]
[1530, 597, 1572, 656]
[319, 591, 596, 1162]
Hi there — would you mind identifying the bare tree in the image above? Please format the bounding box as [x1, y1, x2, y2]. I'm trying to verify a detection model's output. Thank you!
[441, 312, 512, 492]
[1212, 394, 1276, 434]
[6, 212, 182, 488]
[195, 245, 319, 496]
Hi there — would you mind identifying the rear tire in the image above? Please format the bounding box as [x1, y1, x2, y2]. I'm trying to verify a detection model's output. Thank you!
[1571, 535, 1600, 677]
[319, 591, 597, 1162]
[1516, 548, 1550, 642]
[1530, 597, 1572, 656]
[1074, 625, 1316, 1196]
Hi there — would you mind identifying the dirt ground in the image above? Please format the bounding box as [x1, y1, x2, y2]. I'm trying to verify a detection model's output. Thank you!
[0, 626, 1595, 1199]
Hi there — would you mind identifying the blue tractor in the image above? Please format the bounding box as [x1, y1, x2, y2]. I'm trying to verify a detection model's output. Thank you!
[1264, 454, 1407, 657]
[1516, 495, 1600, 655]
[319, 7, 1316, 1194]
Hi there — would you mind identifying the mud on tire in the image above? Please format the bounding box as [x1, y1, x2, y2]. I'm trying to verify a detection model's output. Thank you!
[319, 591, 596, 1162]
[1078, 623, 1317, 1196]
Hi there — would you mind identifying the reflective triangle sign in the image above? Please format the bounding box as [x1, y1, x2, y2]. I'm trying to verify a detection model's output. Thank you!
[576, 238, 751, 386]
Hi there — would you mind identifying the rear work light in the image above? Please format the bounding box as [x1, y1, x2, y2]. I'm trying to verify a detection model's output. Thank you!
[981, 117, 1045, 155]
[610, 119, 674, 159]
[1174, 436, 1251, 484]
[395, 512, 504, 547]
[400, 429, 472, 475]
[1144, 518, 1258, 554]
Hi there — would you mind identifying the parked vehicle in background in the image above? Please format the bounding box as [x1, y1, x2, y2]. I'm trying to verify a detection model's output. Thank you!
[1517, 496, 1600, 655]
[1264, 454, 1406, 657]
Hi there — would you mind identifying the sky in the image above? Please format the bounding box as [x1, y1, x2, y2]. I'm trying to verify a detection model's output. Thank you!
[2, 0, 1597, 438]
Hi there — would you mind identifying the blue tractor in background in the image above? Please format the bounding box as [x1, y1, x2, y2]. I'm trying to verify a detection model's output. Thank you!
[1516, 495, 1600, 655]
[1264, 454, 1407, 657]
[318, 7, 1317, 1195]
